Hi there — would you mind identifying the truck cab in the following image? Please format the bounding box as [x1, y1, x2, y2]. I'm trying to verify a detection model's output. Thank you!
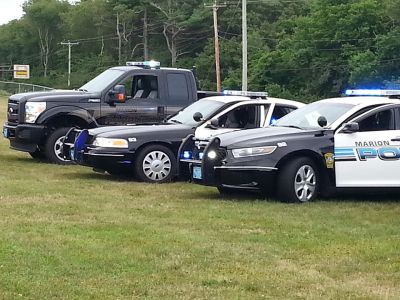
[3, 61, 212, 164]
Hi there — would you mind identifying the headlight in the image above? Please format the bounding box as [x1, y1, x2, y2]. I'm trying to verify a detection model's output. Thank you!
[92, 137, 128, 148]
[207, 150, 217, 159]
[231, 146, 277, 158]
[25, 102, 46, 123]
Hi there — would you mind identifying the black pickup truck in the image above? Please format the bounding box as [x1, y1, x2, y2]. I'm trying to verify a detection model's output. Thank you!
[3, 61, 218, 164]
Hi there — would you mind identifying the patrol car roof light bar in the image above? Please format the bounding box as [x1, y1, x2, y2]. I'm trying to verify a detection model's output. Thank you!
[345, 89, 400, 97]
[223, 90, 268, 99]
[126, 60, 161, 69]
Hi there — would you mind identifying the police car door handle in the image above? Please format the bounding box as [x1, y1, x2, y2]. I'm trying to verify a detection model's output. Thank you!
[391, 137, 400, 141]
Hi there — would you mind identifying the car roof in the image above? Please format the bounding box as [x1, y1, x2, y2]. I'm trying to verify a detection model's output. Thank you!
[318, 96, 400, 107]
[320, 96, 400, 129]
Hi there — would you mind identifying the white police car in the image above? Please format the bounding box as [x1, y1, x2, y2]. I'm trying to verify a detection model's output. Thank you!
[180, 90, 400, 202]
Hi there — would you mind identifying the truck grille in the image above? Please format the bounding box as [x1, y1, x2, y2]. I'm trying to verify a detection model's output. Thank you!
[7, 98, 20, 125]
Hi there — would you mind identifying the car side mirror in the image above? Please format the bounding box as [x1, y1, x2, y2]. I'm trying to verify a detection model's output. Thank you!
[206, 118, 219, 129]
[193, 112, 204, 122]
[341, 122, 359, 133]
[108, 84, 126, 105]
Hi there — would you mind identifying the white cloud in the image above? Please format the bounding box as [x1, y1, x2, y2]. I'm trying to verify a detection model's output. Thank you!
[0, 0, 80, 26]
[0, 0, 25, 25]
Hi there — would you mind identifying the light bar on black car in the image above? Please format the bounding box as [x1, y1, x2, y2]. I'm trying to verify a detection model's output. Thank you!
[126, 60, 161, 69]
[345, 89, 400, 96]
[223, 90, 268, 98]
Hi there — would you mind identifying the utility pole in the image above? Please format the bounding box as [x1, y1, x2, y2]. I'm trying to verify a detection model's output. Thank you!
[60, 41, 79, 87]
[206, 1, 225, 92]
[242, 0, 247, 91]
[143, 7, 149, 60]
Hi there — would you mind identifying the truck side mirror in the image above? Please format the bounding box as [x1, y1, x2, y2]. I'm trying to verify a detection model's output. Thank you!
[341, 122, 359, 134]
[193, 112, 204, 122]
[108, 85, 126, 104]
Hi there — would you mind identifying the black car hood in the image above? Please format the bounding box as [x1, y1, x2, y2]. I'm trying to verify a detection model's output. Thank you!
[9, 90, 96, 104]
[89, 124, 193, 139]
[218, 126, 322, 149]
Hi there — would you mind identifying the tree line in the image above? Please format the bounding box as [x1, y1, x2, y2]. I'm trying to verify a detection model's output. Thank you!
[0, 0, 399, 101]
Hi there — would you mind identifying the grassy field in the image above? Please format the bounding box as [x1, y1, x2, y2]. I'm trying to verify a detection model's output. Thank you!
[0, 98, 399, 299]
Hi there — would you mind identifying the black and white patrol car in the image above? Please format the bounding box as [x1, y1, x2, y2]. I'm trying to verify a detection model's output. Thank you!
[62, 92, 303, 183]
[180, 90, 400, 202]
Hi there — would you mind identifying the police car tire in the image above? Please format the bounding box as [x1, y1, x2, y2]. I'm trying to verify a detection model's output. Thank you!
[135, 144, 176, 183]
[277, 157, 319, 203]
[45, 127, 74, 165]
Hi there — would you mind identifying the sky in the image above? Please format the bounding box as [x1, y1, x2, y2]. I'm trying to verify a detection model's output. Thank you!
[0, 0, 80, 26]
[0, 0, 25, 25]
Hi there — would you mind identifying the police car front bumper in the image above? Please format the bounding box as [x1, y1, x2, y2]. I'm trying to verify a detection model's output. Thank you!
[63, 128, 135, 171]
[190, 161, 278, 190]
[76, 148, 134, 171]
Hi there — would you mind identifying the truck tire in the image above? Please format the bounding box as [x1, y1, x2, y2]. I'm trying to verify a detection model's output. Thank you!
[45, 127, 74, 165]
[277, 157, 319, 203]
[134, 145, 176, 183]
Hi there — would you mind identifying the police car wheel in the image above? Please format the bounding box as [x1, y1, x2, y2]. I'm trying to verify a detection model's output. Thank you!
[135, 145, 176, 183]
[277, 157, 319, 203]
[45, 127, 74, 165]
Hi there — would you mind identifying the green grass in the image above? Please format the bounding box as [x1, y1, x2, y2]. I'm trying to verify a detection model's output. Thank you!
[0, 98, 399, 299]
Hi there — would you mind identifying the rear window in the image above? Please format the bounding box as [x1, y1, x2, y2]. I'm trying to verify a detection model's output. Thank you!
[167, 73, 190, 105]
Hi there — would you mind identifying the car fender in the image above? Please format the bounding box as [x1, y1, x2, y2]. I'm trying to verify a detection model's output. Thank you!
[36, 105, 98, 127]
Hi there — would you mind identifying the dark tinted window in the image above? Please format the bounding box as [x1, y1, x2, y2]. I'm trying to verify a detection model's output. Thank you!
[218, 104, 258, 129]
[167, 73, 189, 105]
[358, 109, 395, 132]
[272, 105, 296, 120]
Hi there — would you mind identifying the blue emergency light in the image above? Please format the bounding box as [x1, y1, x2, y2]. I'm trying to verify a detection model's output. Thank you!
[181, 151, 192, 159]
[345, 89, 400, 96]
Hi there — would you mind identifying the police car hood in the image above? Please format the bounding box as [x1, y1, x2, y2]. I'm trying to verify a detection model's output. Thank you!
[88, 124, 192, 139]
[218, 126, 315, 149]
[9, 90, 95, 104]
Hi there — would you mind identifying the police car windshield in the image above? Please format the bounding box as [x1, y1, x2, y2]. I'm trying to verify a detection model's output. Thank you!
[276, 101, 355, 129]
[79, 69, 125, 93]
[168, 99, 226, 126]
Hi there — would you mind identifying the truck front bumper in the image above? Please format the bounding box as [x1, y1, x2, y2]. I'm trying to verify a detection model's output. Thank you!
[3, 122, 45, 153]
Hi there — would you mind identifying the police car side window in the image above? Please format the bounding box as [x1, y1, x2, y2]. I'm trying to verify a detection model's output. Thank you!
[357, 109, 395, 132]
[272, 106, 296, 120]
[218, 105, 258, 129]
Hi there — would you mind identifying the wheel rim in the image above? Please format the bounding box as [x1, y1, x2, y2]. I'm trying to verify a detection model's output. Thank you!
[54, 136, 69, 162]
[294, 164, 316, 202]
[142, 150, 171, 181]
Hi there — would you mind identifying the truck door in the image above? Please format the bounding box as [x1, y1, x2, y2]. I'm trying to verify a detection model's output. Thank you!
[335, 106, 400, 187]
[100, 74, 164, 125]
[165, 72, 191, 116]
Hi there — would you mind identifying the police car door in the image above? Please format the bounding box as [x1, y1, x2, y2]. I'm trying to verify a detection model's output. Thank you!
[335, 105, 400, 187]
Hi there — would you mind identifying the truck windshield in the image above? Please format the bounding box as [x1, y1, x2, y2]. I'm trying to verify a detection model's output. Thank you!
[79, 69, 125, 93]
[275, 101, 355, 129]
[168, 99, 226, 126]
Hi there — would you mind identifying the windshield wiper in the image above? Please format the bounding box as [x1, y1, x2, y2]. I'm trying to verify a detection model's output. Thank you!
[278, 125, 303, 130]
[169, 119, 182, 124]
[77, 88, 88, 92]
